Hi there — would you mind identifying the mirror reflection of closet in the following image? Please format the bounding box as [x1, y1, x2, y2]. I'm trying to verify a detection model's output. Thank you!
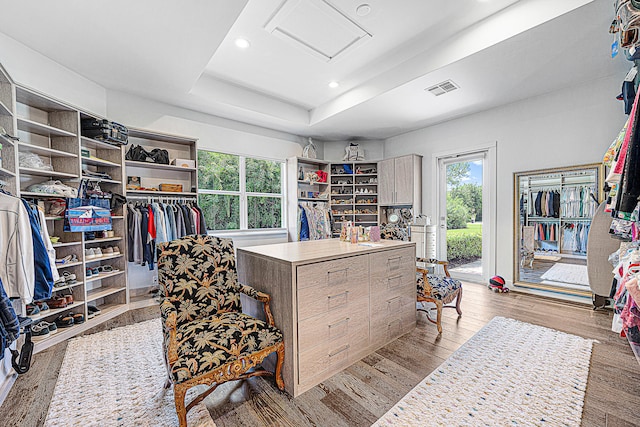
[514, 163, 604, 296]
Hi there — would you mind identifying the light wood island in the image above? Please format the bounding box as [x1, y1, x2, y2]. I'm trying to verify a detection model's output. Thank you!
[237, 239, 416, 397]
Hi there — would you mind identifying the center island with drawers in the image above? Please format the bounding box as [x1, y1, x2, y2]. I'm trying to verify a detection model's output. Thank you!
[237, 239, 416, 397]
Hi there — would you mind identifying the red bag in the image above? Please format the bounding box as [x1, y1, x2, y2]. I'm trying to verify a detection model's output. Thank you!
[316, 170, 328, 183]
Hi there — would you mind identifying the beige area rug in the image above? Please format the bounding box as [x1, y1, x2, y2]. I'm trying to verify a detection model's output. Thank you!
[373, 317, 594, 426]
[44, 319, 215, 427]
[540, 263, 589, 286]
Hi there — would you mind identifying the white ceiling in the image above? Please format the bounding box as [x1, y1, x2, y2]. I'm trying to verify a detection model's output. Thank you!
[0, 0, 629, 141]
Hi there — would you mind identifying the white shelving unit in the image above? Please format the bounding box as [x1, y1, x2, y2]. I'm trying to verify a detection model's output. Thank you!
[124, 128, 198, 306]
[0, 84, 131, 353]
[286, 157, 331, 241]
[330, 161, 379, 238]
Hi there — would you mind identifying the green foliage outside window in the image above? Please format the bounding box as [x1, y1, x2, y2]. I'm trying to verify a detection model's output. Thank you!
[248, 197, 281, 229]
[198, 151, 239, 191]
[197, 150, 283, 231]
[198, 194, 240, 230]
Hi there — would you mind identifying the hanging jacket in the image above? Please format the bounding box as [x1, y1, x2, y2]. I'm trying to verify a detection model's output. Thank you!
[22, 200, 54, 301]
[618, 88, 640, 217]
[0, 193, 34, 304]
[0, 279, 19, 361]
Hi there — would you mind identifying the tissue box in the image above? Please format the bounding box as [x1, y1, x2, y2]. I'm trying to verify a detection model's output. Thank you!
[171, 158, 195, 168]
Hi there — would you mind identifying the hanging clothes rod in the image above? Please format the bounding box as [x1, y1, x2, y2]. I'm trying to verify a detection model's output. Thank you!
[126, 194, 197, 202]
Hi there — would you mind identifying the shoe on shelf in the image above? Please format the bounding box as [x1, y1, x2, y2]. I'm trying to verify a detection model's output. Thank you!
[85, 267, 93, 278]
[84, 232, 95, 241]
[93, 247, 103, 258]
[106, 230, 115, 238]
[85, 248, 96, 259]
[49, 236, 60, 244]
[102, 246, 114, 255]
[62, 271, 77, 285]
[55, 255, 73, 265]
[45, 321, 58, 334]
[91, 267, 99, 276]
[35, 301, 49, 312]
[87, 305, 101, 318]
[31, 322, 50, 341]
[47, 297, 68, 309]
[53, 278, 66, 288]
[112, 246, 120, 255]
[55, 314, 74, 328]
[26, 304, 40, 318]
[72, 313, 85, 324]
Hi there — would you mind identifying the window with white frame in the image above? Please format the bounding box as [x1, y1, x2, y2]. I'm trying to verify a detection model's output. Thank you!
[197, 150, 284, 231]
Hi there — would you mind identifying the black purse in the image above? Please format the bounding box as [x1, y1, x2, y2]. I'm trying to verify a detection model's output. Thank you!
[126, 145, 169, 164]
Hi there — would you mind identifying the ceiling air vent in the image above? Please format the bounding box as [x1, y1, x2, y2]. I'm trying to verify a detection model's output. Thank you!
[426, 80, 459, 96]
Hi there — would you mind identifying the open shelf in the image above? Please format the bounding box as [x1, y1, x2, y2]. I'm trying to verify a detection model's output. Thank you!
[19, 167, 78, 179]
[51, 281, 84, 293]
[0, 99, 12, 117]
[125, 160, 196, 172]
[125, 190, 198, 196]
[86, 237, 122, 244]
[87, 286, 126, 302]
[0, 167, 15, 177]
[80, 136, 121, 151]
[17, 117, 76, 138]
[55, 261, 83, 269]
[31, 301, 85, 320]
[18, 142, 78, 158]
[81, 176, 122, 185]
[20, 191, 72, 198]
[52, 241, 82, 248]
[86, 269, 125, 283]
[81, 156, 121, 167]
[16, 87, 74, 112]
[85, 253, 123, 264]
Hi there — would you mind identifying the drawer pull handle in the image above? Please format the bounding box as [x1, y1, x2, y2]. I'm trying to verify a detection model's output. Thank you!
[327, 268, 349, 285]
[387, 275, 403, 288]
[329, 345, 350, 358]
[328, 291, 349, 300]
[328, 318, 350, 329]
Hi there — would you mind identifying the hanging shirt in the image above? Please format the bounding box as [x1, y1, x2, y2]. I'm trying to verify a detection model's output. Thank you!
[0, 193, 34, 304]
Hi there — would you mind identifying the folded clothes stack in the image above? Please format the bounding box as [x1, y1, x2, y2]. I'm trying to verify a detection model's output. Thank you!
[82, 170, 112, 180]
[26, 180, 78, 198]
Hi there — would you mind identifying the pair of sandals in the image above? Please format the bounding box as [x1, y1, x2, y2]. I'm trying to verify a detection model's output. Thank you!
[86, 265, 117, 278]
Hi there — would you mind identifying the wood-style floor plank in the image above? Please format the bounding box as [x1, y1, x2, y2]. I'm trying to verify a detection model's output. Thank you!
[1, 284, 639, 426]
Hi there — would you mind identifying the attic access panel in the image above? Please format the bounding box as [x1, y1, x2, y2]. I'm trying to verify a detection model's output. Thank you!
[265, 0, 372, 62]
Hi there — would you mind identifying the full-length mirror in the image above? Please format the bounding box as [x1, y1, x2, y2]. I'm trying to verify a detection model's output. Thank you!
[514, 163, 604, 295]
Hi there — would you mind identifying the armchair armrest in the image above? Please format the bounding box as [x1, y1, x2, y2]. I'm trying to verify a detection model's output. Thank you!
[416, 258, 451, 277]
[160, 299, 179, 365]
[239, 283, 276, 327]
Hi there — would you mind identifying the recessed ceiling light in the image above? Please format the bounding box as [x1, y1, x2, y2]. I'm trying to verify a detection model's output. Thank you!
[328, 81, 339, 88]
[235, 38, 251, 49]
[356, 4, 371, 16]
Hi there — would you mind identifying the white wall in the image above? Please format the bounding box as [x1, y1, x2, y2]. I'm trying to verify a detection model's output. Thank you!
[385, 75, 626, 286]
[323, 140, 384, 162]
[0, 32, 107, 116]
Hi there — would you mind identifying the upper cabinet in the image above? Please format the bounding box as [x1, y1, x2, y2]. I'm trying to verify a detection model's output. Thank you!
[378, 154, 422, 207]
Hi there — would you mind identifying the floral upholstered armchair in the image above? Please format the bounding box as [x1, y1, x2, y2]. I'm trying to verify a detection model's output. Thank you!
[158, 235, 285, 427]
[416, 258, 463, 334]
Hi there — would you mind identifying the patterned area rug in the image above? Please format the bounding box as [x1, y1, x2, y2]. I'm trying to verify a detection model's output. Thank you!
[44, 319, 215, 427]
[374, 317, 594, 426]
[540, 263, 589, 286]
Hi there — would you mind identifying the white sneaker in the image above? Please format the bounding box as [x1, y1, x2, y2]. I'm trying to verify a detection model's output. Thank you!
[85, 248, 96, 259]
[93, 247, 103, 258]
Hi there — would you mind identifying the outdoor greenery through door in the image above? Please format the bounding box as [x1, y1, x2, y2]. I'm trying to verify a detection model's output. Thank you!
[446, 160, 483, 271]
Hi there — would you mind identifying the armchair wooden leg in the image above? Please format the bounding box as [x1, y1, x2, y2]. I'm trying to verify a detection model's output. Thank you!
[455, 287, 463, 317]
[275, 343, 285, 391]
[435, 300, 443, 334]
[174, 384, 188, 427]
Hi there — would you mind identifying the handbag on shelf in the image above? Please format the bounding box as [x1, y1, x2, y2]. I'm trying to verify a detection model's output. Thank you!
[125, 144, 169, 164]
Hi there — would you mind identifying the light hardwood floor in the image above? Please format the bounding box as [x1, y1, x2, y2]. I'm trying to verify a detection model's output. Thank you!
[1, 283, 639, 427]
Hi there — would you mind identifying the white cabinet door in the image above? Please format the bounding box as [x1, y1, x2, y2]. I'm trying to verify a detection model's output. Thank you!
[378, 159, 395, 205]
[394, 155, 414, 205]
